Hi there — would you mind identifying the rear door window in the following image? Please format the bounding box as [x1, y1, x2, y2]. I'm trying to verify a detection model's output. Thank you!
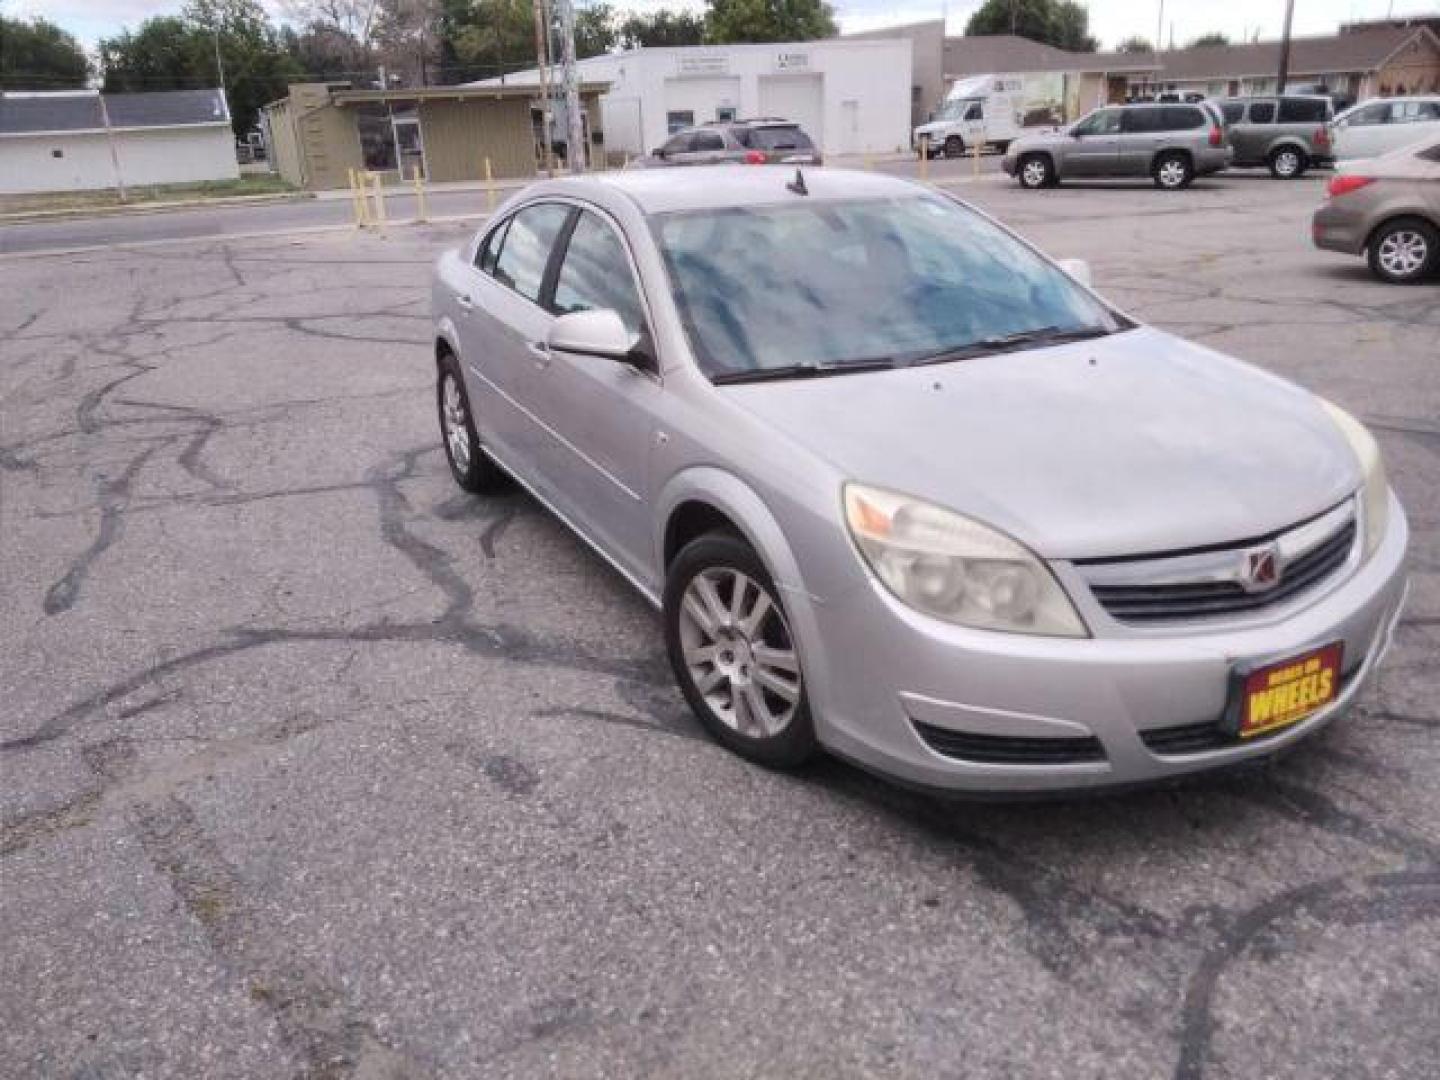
[1221, 102, 1245, 124]
[1247, 101, 1277, 124]
[1278, 98, 1329, 123]
[1160, 107, 1206, 129]
[492, 203, 572, 304]
[1121, 108, 1166, 133]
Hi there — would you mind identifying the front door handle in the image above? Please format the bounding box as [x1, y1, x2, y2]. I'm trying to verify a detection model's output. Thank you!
[527, 340, 550, 368]
[455, 292, 473, 313]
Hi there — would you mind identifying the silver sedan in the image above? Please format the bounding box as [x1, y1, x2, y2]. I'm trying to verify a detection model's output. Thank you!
[431, 166, 1408, 795]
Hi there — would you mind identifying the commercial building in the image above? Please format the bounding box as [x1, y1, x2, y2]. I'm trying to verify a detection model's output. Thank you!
[474, 39, 914, 157]
[0, 89, 237, 195]
[262, 82, 609, 190]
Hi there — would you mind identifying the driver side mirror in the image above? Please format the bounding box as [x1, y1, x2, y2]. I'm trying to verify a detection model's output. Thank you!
[1057, 259, 1092, 287]
[548, 309, 640, 362]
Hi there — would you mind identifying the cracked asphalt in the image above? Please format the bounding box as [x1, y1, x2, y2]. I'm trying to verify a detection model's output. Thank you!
[2, 171, 1438, 1080]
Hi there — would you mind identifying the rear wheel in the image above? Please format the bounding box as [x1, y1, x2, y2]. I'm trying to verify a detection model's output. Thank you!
[1153, 152, 1194, 190]
[664, 532, 817, 768]
[1269, 146, 1307, 178]
[1018, 154, 1054, 189]
[1367, 218, 1438, 284]
[944, 135, 964, 159]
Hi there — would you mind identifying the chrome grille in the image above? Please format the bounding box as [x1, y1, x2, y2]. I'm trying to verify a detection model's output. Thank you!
[1077, 501, 1357, 625]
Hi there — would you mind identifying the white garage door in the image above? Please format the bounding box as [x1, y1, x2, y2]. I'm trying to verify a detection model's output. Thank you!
[757, 74, 824, 149]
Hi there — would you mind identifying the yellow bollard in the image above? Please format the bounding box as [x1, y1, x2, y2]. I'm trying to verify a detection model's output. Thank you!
[413, 166, 427, 223]
[862, 151, 872, 171]
[348, 168, 365, 229]
[972, 139, 981, 177]
[919, 136, 930, 182]
[484, 157, 495, 213]
[367, 171, 386, 234]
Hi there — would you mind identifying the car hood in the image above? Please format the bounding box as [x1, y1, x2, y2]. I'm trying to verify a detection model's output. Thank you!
[914, 121, 955, 137]
[1007, 131, 1066, 153]
[721, 327, 1359, 559]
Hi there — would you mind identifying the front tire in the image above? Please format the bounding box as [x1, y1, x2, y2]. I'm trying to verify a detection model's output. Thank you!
[1268, 146, 1307, 178]
[1153, 152, 1194, 190]
[944, 135, 964, 159]
[664, 532, 817, 768]
[1018, 154, 1054, 189]
[1367, 218, 1438, 284]
[437, 353, 506, 493]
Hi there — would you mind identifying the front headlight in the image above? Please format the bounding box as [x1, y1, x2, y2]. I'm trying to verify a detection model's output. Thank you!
[1319, 400, 1389, 560]
[843, 483, 1087, 637]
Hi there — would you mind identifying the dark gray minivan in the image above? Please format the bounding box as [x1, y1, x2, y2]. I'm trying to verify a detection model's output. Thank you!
[1217, 95, 1335, 177]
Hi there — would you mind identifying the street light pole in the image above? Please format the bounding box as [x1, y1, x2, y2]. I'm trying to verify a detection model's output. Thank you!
[1277, 0, 1297, 92]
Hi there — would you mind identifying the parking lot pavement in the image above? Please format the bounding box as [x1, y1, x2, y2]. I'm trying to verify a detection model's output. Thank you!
[2, 172, 1437, 1080]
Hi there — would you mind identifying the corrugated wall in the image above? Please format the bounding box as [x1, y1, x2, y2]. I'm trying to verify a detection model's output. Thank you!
[419, 97, 537, 181]
[265, 100, 304, 187]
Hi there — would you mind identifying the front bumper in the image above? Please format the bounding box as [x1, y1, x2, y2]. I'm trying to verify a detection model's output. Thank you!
[802, 494, 1409, 795]
[1312, 202, 1367, 255]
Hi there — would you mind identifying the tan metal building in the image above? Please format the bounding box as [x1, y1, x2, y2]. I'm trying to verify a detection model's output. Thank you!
[262, 82, 609, 191]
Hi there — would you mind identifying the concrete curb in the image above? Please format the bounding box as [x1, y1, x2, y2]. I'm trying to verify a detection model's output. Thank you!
[0, 191, 315, 225]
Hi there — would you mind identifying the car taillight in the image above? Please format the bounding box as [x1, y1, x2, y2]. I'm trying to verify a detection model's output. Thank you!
[1327, 175, 1374, 198]
[1209, 126, 1223, 147]
[743, 149, 766, 165]
[1315, 126, 1331, 149]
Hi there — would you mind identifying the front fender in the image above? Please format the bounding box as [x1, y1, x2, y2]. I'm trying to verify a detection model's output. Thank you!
[654, 467, 838, 731]
[434, 315, 462, 364]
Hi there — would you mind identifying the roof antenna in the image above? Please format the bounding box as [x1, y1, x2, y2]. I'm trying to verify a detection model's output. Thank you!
[786, 167, 808, 196]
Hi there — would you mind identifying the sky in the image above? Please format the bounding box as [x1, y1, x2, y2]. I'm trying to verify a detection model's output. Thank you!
[3, 0, 1437, 54]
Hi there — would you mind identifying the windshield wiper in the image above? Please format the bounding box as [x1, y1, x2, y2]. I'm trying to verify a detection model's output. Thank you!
[711, 358, 897, 385]
[907, 325, 1114, 367]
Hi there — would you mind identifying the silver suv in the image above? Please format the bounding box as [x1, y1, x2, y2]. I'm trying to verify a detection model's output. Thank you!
[1003, 102, 1232, 190]
[1217, 95, 1334, 177]
[635, 119, 820, 168]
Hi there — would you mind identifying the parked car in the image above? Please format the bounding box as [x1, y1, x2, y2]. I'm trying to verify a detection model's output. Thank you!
[1312, 134, 1440, 283]
[1331, 96, 1440, 160]
[431, 166, 1407, 795]
[1215, 94, 1334, 177]
[634, 119, 820, 168]
[1002, 102, 1231, 190]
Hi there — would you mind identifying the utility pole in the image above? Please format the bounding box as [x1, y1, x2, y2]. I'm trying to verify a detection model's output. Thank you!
[533, 0, 556, 175]
[1156, 0, 1165, 52]
[555, 0, 586, 172]
[1277, 0, 1296, 92]
[213, 28, 226, 92]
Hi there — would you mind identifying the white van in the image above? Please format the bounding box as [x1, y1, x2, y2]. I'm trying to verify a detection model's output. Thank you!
[912, 75, 1028, 158]
[1331, 96, 1440, 160]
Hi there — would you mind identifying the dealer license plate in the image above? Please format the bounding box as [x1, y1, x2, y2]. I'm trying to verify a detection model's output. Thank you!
[1237, 642, 1344, 739]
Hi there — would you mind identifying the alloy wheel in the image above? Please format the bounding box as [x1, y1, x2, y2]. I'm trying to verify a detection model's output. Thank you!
[678, 567, 801, 739]
[1021, 160, 1048, 188]
[1377, 230, 1429, 279]
[1275, 150, 1300, 177]
[441, 373, 471, 473]
[1157, 159, 1187, 188]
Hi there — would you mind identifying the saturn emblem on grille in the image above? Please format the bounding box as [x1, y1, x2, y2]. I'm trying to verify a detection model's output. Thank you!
[1239, 543, 1282, 593]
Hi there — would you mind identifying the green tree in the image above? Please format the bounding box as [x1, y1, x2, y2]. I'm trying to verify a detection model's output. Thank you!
[0, 16, 91, 89]
[444, 0, 537, 80]
[1117, 35, 1153, 54]
[575, 3, 618, 58]
[965, 0, 1097, 53]
[1188, 33, 1230, 49]
[618, 9, 705, 48]
[704, 0, 837, 45]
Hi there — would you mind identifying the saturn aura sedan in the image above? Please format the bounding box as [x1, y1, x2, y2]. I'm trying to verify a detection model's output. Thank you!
[431, 166, 1408, 795]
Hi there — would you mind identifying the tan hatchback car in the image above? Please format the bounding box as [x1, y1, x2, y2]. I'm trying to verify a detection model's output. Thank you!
[1312, 133, 1440, 283]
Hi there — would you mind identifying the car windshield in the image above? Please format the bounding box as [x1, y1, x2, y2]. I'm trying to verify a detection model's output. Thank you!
[934, 99, 973, 121]
[747, 126, 812, 150]
[652, 195, 1123, 379]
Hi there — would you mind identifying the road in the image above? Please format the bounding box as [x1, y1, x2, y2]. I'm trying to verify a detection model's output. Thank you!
[2, 171, 1437, 1079]
[0, 156, 1002, 256]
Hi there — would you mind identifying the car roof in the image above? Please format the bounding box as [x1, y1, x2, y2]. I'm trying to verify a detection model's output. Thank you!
[530, 166, 923, 215]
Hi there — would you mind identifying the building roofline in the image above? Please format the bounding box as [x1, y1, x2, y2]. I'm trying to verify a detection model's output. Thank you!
[329, 83, 609, 105]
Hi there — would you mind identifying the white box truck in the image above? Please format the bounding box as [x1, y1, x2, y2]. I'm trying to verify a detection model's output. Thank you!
[913, 73, 1066, 158]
